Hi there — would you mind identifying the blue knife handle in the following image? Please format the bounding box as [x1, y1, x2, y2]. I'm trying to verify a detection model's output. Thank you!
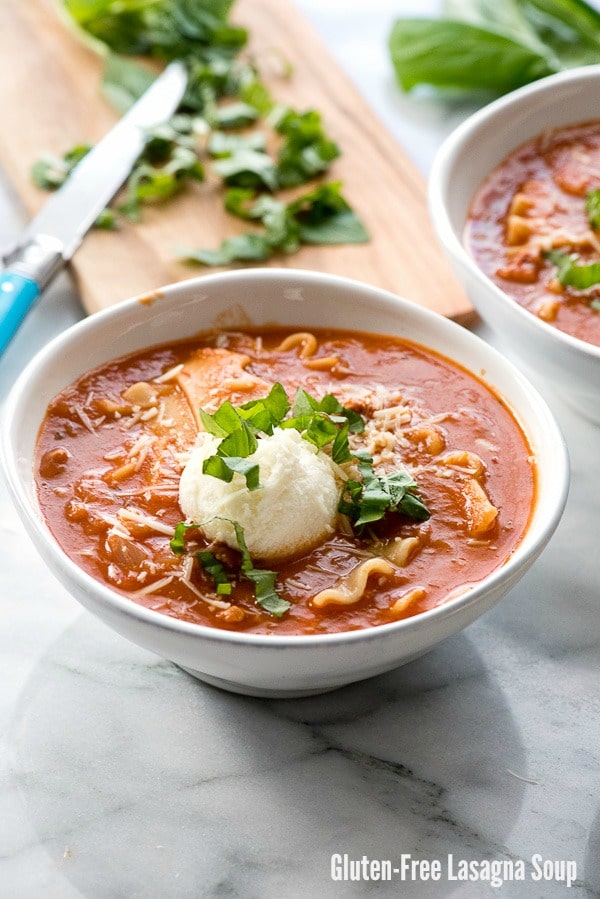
[0, 270, 41, 354]
[0, 235, 64, 355]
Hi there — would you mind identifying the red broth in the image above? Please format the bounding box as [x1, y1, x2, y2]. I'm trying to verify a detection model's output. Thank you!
[35, 328, 536, 635]
[466, 119, 600, 347]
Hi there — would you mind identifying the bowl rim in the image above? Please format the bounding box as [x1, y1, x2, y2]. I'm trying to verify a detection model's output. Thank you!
[1, 267, 570, 650]
[428, 64, 600, 362]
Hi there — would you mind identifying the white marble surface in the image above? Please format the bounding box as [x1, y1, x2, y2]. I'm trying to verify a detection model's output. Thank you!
[1, 2, 599, 897]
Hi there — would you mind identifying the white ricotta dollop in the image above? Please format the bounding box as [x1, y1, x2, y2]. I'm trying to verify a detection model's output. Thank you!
[179, 427, 341, 561]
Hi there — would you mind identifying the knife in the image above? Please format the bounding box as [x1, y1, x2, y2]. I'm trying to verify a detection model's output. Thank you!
[0, 60, 188, 354]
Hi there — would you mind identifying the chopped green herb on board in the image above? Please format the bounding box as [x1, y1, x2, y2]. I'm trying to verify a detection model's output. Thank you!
[30, 0, 368, 258]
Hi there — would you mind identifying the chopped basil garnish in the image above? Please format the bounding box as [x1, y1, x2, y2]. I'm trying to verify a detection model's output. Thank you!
[171, 518, 289, 616]
[198, 383, 365, 487]
[198, 383, 430, 529]
[273, 107, 341, 188]
[170, 520, 197, 555]
[586, 189, 600, 230]
[178, 181, 369, 266]
[231, 521, 290, 617]
[545, 249, 600, 291]
[197, 551, 233, 595]
[199, 383, 289, 489]
[339, 452, 431, 529]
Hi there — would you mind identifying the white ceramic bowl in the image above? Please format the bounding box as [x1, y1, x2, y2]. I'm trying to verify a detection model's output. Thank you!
[429, 65, 600, 424]
[1, 269, 568, 697]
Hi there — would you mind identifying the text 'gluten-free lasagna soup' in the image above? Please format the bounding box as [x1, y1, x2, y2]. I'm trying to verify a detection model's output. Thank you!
[35, 327, 536, 635]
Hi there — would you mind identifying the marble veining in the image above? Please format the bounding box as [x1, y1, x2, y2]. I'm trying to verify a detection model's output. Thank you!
[1, 2, 600, 897]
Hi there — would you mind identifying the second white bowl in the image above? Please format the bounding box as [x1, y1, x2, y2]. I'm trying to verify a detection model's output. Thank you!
[429, 65, 600, 423]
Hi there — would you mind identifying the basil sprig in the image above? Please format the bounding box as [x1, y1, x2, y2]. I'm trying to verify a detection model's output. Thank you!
[389, 0, 600, 97]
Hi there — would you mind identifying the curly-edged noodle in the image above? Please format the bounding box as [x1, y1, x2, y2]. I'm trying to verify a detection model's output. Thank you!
[303, 355, 340, 370]
[312, 558, 395, 608]
[390, 586, 426, 618]
[385, 536, 421, 567]
[276, 331, 318, 358]
[463, 478, 498, 536]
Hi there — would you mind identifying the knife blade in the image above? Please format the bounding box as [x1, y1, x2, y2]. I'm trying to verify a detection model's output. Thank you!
[0, 60, 187, 354]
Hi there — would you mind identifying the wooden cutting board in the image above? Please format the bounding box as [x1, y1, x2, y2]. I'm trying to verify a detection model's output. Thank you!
[0, 0, 472, 321]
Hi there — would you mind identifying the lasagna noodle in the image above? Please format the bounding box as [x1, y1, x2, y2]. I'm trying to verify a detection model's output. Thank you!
[176, 347, 271, 425]
[312, 558, 396, 608]
[276, 331, 339, 370]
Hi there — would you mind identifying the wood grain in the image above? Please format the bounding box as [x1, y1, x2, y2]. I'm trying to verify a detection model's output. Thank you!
[0, 0, 473, 321]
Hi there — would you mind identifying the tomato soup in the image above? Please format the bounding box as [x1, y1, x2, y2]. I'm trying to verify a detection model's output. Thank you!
[466, 119, 600, 347]
[35, 328, 536, 635]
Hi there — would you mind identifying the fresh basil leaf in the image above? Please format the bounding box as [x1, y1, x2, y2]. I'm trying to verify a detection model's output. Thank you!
[340, 456, 430, 529]
[545, 249, 600, 290]
[331, 421, 352, 464]
[213, 455, 260, 490]
[520, 0, 600, 68]
[286, 389, 363, 460]
[101, 53, 156, 113]
[223, 187, 258, 217]
[200, 401, 242, 437]
[525, 0, 600, 44]
[273, 108, 340, 188]
[586, 189, 600, 229]
[299, 210, 368, 245]
[179, 232, 273, 265]
[209, 131, 267, 158]
[197, 550, 233, 594]
[443, 0, 554, 55]
[202, 452, 259, 490]
[291, 387, 319, 418]
[397, 491, 432, 522]
[247, 570, 289, 616]
[238, 382, 290, 432]
[94, 208, 120, 230]
[202, 454, 235, 483]
[231, 520, 290, 616]
[213, 149, 279, 191]
[302, 416, 340, 451]
[218, 423, 258, 459]
[30, 145, 91, 189]
[389, 18, 555, 93]
[214, 101, 259, 129]
[66, 0, 247, 61]
[239, 77, 275, 115]
[170, 520, 200, 554]
[289, 182, 369, 245]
